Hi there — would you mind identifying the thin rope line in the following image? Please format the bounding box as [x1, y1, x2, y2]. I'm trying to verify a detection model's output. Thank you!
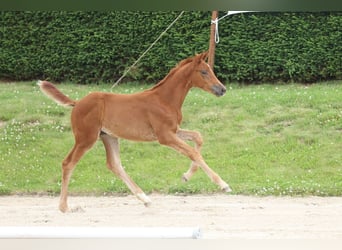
[218, 11, 231, 22]
[211, 17, 220, 43]
[212, 11, 257, 44]
[111, 11, 185, 90]
[211, 11, 230, 44]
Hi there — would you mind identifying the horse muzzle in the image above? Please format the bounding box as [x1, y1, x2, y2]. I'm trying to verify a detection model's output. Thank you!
[211, 84, 226, 97]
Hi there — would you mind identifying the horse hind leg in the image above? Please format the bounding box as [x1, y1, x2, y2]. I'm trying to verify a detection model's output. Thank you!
[182, 163, 200, 182]
[100, 133, 151, 206]
[59, 136, 98, 213]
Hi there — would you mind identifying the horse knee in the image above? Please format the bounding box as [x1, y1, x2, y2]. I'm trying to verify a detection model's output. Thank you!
[194, 132, 203, 148]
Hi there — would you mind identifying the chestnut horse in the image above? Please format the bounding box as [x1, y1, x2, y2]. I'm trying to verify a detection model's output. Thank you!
[38, 51, 231, 213]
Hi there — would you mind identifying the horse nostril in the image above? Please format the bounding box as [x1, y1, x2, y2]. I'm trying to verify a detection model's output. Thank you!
[212, 84, 226, 97]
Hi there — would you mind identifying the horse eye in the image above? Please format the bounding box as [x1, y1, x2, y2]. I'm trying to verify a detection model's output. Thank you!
[200, 70, 208, 75]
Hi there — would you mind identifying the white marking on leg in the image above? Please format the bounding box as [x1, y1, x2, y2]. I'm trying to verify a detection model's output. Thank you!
[137, 193, 152, 206]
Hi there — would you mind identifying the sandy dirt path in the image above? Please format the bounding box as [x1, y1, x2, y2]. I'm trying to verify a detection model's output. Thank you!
[0, 194, 341, 239]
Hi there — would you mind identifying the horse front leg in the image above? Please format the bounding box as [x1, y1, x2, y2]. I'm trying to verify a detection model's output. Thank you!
[159, 132, 232, 192]
[176, 129, 202, 182]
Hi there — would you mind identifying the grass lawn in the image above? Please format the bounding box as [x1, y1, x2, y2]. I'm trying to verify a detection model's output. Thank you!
[0, 81, 341, 196]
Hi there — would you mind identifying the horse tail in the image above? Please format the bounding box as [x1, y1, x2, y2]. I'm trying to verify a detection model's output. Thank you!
[37, 80, 76, 107]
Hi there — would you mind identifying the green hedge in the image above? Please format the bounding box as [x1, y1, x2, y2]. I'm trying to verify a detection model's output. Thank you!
[217, 12, 342, 83]
[0, 11, 341, 84]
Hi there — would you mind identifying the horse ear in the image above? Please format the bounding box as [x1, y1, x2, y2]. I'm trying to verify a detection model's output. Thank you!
[195, 51, 209, 64]
[202, 51, 209, 61]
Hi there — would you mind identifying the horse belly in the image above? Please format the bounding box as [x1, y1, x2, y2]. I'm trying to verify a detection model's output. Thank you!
[102, 124, 156, 141]
[102, 113, 157, 142]
[102, 93, 158, 141]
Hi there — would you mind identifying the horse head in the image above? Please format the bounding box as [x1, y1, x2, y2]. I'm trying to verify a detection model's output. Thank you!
[189, 51, 226, 97]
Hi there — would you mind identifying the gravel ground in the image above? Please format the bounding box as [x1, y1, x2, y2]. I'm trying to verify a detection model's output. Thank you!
[1, 194, 341, 239]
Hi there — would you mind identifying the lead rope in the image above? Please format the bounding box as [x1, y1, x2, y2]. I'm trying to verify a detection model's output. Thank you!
[111, 11, 185, 90]
[213, 11, 257, 44]
[211, 17, 220, 44]
[211, 11, 233, 44]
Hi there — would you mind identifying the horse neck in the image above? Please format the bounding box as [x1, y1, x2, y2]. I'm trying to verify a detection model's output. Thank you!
[151, 64, 193, 111]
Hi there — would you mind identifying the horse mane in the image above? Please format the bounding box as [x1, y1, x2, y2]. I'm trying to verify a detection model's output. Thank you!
[149, 56, 195, 91]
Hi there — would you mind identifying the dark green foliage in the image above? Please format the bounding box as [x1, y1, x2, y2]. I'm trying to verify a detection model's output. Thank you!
[216, 12, 342, 83]
[0, 11, 341, 84]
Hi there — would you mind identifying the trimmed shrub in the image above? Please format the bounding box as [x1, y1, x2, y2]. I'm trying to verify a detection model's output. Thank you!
[0, 11, 341, 84]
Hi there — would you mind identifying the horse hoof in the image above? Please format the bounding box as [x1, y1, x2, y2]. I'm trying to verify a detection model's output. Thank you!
[59, 204, 68, 213]
[222, 186, 232, 193]
[144, 201, 152, 207]
[181, 174, 189, 182]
